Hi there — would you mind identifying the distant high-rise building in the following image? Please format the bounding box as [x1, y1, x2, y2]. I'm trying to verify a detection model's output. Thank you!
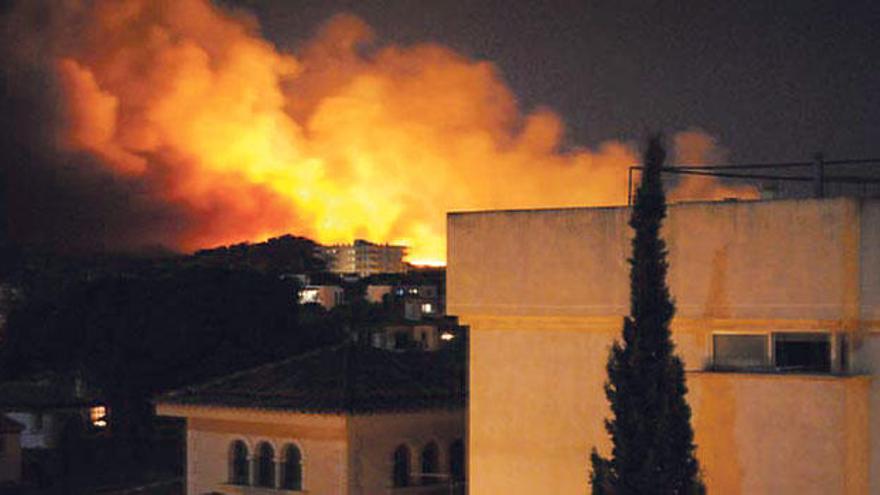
[320, 239, 406, 276]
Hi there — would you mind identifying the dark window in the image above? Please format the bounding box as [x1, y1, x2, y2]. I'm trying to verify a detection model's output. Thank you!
[229, 441, 249, 485]
[281, 444, 303, 490]
[774, 333, 830, 373]
[712, 334, 768, 370]
[420, 442, 439, 485]
[449, 439, 465, 482]
[392, 445, 410, 487]
[255, 442, 275, 487]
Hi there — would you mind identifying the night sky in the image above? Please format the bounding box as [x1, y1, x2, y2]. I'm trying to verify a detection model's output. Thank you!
[241, 0, 879, 163]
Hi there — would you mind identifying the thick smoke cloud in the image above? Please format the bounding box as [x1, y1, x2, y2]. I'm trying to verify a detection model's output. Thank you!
[0, 0, 754, 262]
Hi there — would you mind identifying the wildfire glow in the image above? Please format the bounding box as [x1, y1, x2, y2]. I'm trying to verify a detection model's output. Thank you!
[6, 0, 757, 263]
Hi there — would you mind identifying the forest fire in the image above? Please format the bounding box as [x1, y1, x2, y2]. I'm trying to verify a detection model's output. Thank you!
[1, 0, 756, 264]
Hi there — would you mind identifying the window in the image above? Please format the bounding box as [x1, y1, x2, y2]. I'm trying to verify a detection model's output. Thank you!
[90, 405, 108, 428]
[420, 302, 434, 314]
[420, 442, 439, 485]
[449, 439, 465, 483]
[392, 445, 410, 487]
[255, 442, 275, 487]
[712, 332, 836, 373]
[281, 444, 303, 490]
[712, 334, 768, 370]
[229, 441, 249, 485]
[774, 333, 830, 373]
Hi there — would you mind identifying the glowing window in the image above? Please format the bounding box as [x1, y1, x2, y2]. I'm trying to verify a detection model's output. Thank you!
[90, 406, 107, 428]
[420, 303, 434, 313]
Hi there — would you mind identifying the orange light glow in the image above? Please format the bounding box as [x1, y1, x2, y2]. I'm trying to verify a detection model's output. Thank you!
[21, 0, 756, 262]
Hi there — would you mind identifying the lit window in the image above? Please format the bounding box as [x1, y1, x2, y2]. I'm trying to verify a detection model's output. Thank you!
[420, 303, 434, 314]
[90, 405, 107, 428]
[440, 332, 455, 341]
[298, 288, 320, 304]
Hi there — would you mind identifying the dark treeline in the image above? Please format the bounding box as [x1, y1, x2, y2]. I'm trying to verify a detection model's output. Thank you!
[0, 235, 354, 488]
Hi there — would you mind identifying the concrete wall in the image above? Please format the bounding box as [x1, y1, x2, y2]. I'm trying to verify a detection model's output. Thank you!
[448, 198, 879, 494]
[348, 410, 465, 495]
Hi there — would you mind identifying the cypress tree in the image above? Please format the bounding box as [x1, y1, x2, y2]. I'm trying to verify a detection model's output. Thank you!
[590, 136, 704, 494]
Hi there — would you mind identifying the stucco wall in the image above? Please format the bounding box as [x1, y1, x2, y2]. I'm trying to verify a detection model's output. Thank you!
[449, 198, 872, 321]
[448, 198, 879, 494]
[157, 406, 348, 495]
[348, 410, 465, 494]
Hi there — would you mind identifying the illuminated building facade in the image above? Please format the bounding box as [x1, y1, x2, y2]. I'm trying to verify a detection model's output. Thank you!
[321, 239, 407, 277]
[157, 344, 466, 494]
[448, 197, 879, 494]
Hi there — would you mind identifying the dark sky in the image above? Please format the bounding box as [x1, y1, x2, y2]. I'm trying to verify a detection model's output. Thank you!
[239, 0, 879, 163]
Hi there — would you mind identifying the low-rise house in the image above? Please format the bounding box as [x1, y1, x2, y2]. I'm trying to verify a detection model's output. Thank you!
[156, 344, 466, 494]
[298, 285, 345, 310]
[0, 374, 106, 450]
[371, 321, 463, 352]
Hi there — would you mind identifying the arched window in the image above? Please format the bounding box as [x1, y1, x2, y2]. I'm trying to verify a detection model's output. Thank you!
[449, 438, 465, 482]
[392, 444, 410, 487]
[254, 442, 275, 487]
[420, 441, 439, 485]
[281, 444, 303, 490]
[229, 440, 249, 485]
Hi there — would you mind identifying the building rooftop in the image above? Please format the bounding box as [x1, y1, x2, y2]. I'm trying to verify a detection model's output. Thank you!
[156, 343, 466, 414]
[0, 373, 101, 411]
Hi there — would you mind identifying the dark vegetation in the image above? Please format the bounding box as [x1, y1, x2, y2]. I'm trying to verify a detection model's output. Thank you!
[0, 235, 357, 492]
[590, 137, 704, 494]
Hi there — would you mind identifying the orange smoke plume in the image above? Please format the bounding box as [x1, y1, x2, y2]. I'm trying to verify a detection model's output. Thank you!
[3, 0, 755, 264]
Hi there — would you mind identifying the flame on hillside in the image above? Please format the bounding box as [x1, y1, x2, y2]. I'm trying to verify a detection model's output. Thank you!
[1, 0, 756, 264]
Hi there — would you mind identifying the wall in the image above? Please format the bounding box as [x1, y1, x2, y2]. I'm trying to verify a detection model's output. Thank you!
[5, 411, 66, 449]
[448, 198, 879, 494]
[348, 410, 465, 494]
[0, 430, 22, 483]
[157, 405, 347, 495]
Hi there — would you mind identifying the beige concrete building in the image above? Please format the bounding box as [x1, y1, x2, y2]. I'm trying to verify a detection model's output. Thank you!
[321, 240, 407, 277]
[447, 197, 880, 494]
[157, 344, 466, 494]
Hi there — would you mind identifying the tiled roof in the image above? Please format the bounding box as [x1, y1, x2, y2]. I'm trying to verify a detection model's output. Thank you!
[156, 344, 466, 414]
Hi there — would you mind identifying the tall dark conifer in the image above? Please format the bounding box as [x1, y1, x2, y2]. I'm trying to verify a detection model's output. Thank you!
[590, 136, 704, 494]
